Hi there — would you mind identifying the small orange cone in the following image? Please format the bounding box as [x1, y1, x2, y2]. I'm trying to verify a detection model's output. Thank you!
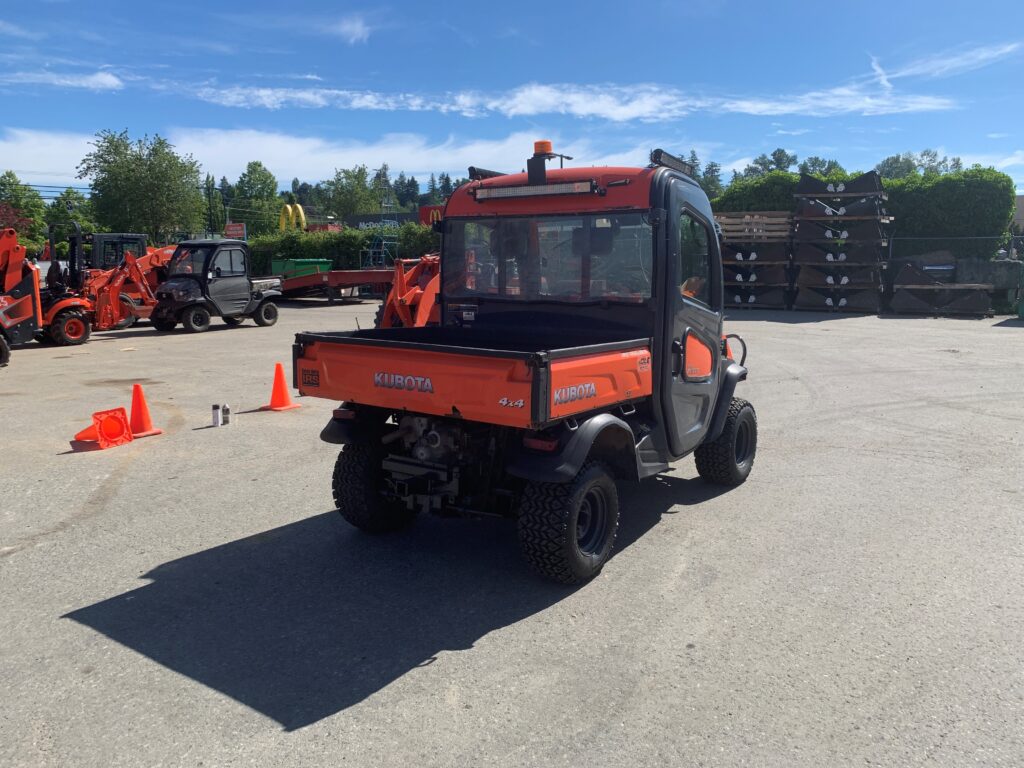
[260, 362, 301, 411]
[74, 408, 134, 449]
[129, 383, 163, 438]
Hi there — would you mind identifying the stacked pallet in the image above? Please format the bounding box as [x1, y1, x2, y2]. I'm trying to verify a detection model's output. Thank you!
[791, 172, 890, 312]
[715, 212, 791, 309]
[889, 263, 993, 316]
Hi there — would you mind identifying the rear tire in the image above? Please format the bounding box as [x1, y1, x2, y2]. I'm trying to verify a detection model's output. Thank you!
[517, 461, 619, 584]
[253, 301, 278, 327]
[223, 316, 244, 326]
[695, 398, 757, 486]
[50, 310, 91, 346]
[332, 442, 416, 534]
[181, 306, 211, 333]
[151, 316, 176, 332]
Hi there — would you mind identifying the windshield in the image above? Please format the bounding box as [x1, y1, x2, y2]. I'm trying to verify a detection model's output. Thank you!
[444, 212, 653, 303]
[167, 246, 212, 276]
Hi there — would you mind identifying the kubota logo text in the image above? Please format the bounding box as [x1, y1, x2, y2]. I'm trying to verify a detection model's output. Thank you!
[553, 382, 597, 405]
[374, 372, 434, 393]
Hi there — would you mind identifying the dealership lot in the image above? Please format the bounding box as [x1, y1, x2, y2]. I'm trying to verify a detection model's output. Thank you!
[1, 304, 1022, 767]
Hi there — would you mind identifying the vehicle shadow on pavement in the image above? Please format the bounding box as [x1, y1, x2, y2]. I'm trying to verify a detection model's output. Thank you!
[64, 487, 690, 732]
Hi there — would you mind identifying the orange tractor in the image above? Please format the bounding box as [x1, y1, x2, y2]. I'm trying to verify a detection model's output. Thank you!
[0, 226, 173, 366]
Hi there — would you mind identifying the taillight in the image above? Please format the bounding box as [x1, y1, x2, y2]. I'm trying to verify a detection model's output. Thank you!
[523, 435, 559, 452]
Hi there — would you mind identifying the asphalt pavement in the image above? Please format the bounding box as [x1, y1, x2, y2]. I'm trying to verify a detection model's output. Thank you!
[1, 304, 1022, 767]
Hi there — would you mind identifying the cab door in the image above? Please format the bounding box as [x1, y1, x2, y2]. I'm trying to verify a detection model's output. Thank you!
[207, 247, 250, 315]
[661, 180, 723, 456]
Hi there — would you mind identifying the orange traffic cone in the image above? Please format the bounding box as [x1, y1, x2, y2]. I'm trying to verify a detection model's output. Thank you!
[260, 362, 301, 411]
[74, 408, 134, 450]
[129, 383, 163, 438]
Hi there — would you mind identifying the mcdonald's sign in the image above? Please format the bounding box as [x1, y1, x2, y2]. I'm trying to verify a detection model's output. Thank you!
[418, 205, 443, 226]
[279, 203, 307, 231]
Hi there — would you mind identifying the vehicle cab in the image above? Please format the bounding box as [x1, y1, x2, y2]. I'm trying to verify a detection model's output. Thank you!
[439, 145, 739, 461]
[152, 239, 281, 333]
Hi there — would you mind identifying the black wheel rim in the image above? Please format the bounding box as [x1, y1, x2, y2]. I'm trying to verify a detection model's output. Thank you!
[192, 310, 207, 328]
[735, 418, 752, 466]
[576, 486, 609, 555]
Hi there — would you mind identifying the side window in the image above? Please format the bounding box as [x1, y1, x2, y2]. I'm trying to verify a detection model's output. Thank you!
[678, 211, 711, 307]
[211, 250, 231, 277]
[229, 249, 247, 276]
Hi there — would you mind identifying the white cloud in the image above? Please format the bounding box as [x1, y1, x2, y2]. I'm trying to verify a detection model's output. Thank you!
[890, 42, 1020, 79]
[958, 150, 1024, 169]
[165, 128, 648, 181]
[0, 19, 42, 39]
[331, 15, 371, 44]
[987, 132, 1010, 139]
[775, 128, 811, 136]
[718, 85, 954, 117]
[870, 56, 892, 92]
[0, 128, 92, 185]
[191, 79, 955, 120]
[483, 83, 694, 122]
[2, 70, 123, 90]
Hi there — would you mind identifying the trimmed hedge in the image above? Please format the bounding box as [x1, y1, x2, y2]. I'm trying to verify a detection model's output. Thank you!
[712, 168, 1017, 260]
[711, 171, 799, 212]
[247, 222, 439, 276]
[885, 168, 1016, 259]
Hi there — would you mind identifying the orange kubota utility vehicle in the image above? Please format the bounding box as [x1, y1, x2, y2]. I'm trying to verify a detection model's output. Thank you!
[294, 144, 756, 583]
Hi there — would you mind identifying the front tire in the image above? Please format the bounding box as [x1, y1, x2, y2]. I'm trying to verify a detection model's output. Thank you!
[253, 301, 278, 327]
[223, 316, 244, 326]
[332, 442, 416, 533]
[50, 310, 91, 346]
[151, 316, 177, 332]
[181, 306, 211, 333]
[0, 335, 10, 367]
[695, 398, 757, 486]
[517, 461, 619, 584]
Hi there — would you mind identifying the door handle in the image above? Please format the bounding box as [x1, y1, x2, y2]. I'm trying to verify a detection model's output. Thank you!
[671, 338, 682, 376]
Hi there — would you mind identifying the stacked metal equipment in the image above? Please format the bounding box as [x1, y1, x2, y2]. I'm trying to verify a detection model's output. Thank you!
[888, 262, 993, 316]
[791, 172, 891, 312]
[715, 211, 792, 309]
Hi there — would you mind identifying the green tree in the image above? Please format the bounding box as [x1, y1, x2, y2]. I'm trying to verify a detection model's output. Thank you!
[740, 148, 798, 179]
[77, 130, 204, 241]
[200, 174, 226, 235]
[438, 172, 454, 199]
[229, 161, 279, 237]
[44, 188, 99, 233]
[687, 150, 702, 178]
[324, 165, 379, 218]
[798, 156, 847, 176]
[0, 170, 47, 242]
[700, 161, 723, 199]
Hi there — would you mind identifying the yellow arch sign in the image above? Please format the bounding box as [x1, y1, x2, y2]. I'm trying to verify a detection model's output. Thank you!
[279, 203, 307, 231]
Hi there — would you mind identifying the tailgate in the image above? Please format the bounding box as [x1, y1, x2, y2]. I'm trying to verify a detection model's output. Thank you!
[295, 335, 536, 428]
[295, 333, 653, 429]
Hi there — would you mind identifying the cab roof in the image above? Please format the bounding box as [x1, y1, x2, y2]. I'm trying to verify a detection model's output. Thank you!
[444, 166, 663, 218]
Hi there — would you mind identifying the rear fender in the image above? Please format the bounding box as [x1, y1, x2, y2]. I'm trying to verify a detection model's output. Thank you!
[43, 297, 91, 325]
[319, 407, 392, 445]
[506, 413, 638, 484]
[243, 291, 280, 314]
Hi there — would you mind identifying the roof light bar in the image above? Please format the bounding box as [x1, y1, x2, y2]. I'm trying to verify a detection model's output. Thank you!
[474, 180, 596, 201]
[650, 148, 695, 177]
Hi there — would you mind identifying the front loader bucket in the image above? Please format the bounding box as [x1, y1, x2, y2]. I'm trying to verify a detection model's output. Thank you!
[723, 263, 789, 286]
[793, 286, 879, 313]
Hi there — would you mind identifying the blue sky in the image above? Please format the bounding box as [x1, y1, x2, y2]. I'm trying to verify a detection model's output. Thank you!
[1, 0, 1022, 193]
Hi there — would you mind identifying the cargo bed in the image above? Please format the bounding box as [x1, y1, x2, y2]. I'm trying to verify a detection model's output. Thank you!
[294, 327, 654, 429]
